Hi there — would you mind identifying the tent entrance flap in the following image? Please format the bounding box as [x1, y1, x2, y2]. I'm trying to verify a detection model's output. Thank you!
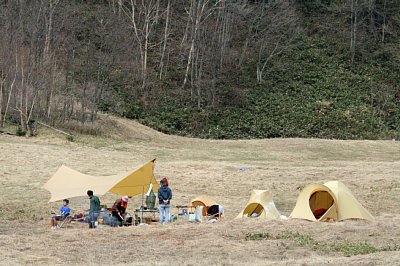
[243, 203, 264, 217]
[309, 191, 334, 219]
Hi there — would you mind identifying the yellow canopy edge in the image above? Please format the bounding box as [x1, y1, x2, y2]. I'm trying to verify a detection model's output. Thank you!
[43, 159, 159, 202]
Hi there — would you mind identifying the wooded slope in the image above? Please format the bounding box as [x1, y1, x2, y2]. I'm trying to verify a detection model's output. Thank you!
[0, 0, 399, 139]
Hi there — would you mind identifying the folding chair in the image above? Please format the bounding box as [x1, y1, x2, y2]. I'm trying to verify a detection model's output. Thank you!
[51, 210, 72, 229]
[57, 213, 72, 228]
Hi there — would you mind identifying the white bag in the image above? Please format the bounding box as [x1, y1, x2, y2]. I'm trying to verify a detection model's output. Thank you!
[195, 206, 203, 223]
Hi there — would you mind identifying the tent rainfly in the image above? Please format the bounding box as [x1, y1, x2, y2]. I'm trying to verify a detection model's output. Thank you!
[236, 190, 281, 220]
[190, 195, 219, 216]
[43, 159, 159, 202]
[290, 181, 373, 222]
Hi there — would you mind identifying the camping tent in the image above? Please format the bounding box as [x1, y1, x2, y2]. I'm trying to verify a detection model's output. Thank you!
[290, 181, 373, 221]
[43, 159, 159, 202]
[190, 195, 218, 216]
[236, 190, 281, 220]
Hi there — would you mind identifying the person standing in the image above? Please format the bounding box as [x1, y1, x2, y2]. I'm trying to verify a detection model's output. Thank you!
[111, 196, 129, 226]
[87, 190, 101, 228]
[158, 179, 172, 224]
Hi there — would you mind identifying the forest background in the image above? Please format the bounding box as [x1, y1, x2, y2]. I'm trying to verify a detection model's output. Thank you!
[0, 0, 399, 139]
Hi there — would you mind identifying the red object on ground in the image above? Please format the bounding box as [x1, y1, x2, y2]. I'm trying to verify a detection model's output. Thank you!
[313, 208, 327, 218]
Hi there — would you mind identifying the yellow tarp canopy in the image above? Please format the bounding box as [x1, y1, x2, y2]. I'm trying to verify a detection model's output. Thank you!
[236, 190, 281, 220]
[43, 159, 159, 202]
[290, 181, 373, 221]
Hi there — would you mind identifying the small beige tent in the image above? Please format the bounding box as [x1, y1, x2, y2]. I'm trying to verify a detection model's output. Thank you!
[236, 190, 281, 220]
[190, 195, 218, 216]
[43, 159, 159, 202]
[290, 181, 373, 221]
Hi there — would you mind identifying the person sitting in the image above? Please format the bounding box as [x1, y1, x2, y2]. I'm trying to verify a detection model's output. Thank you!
[111, 196, 129, 226]
[51, 199, 71, 229]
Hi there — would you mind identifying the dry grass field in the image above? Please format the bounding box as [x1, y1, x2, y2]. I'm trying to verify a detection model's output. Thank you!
[0, 116, 399, 265]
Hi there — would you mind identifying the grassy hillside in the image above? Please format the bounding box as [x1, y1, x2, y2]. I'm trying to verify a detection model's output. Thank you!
[0, 1, 399, 139]
[137, 2, 400, 140]
[140, 35, 399, 140]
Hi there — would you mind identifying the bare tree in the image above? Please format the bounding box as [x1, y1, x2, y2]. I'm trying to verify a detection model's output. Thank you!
[236, 0, 299, 83]
[255, 1, 300, 83]
[0, 72, 5, 128]
[159, 0, 171, 80]
[43, 0, 59, 59]
[120, 0, 162, 89]
[2, 68, 16, 128]
[181, 0, 222, 102]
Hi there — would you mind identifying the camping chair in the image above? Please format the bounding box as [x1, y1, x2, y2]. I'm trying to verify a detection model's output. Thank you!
[58, 213, 72, 228]
[51, 211, 72, 229]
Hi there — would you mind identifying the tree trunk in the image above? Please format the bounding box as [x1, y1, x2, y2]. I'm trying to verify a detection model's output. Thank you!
[350, 0, 358, 65]
[159, 0, 170, 80]
[381, 0, 387, 42]
[44, 0, 59, 59]
[3, 51, 18, 126]
[182, 0, 205, 90]
[130, 0, 145, 89]
[0, 75, 3, 128]
[143, 16, 149, 89]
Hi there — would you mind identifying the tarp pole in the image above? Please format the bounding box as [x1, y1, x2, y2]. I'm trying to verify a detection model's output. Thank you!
[149, 160, 156, 222]
[141, 185, 144, 223]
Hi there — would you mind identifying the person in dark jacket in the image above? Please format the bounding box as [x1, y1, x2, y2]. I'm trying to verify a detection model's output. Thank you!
[111, 196, 129, 226]
[158, 179, 172, 224]
[87, 190, 101, 228]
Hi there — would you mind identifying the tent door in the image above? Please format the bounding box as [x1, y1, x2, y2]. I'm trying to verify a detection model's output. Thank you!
[318, 203, 338, 221]
[309, 191, 334, 219]
[243, 203, 264, 218]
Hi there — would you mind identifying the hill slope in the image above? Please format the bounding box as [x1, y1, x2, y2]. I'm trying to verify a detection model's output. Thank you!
[0, 1, 399, 139]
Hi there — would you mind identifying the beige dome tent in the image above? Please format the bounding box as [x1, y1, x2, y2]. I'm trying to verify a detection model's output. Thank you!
[190, 195, 218, 216]
[43, 159, 159, 202]
[236, 190, 281, 220]
[290, 181, 373, 222]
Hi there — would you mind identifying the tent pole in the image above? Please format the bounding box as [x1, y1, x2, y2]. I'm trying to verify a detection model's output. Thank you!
[141, 185, 144, 223]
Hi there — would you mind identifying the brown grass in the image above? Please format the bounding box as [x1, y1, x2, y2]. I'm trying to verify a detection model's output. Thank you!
[0, 116, 399, 265]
